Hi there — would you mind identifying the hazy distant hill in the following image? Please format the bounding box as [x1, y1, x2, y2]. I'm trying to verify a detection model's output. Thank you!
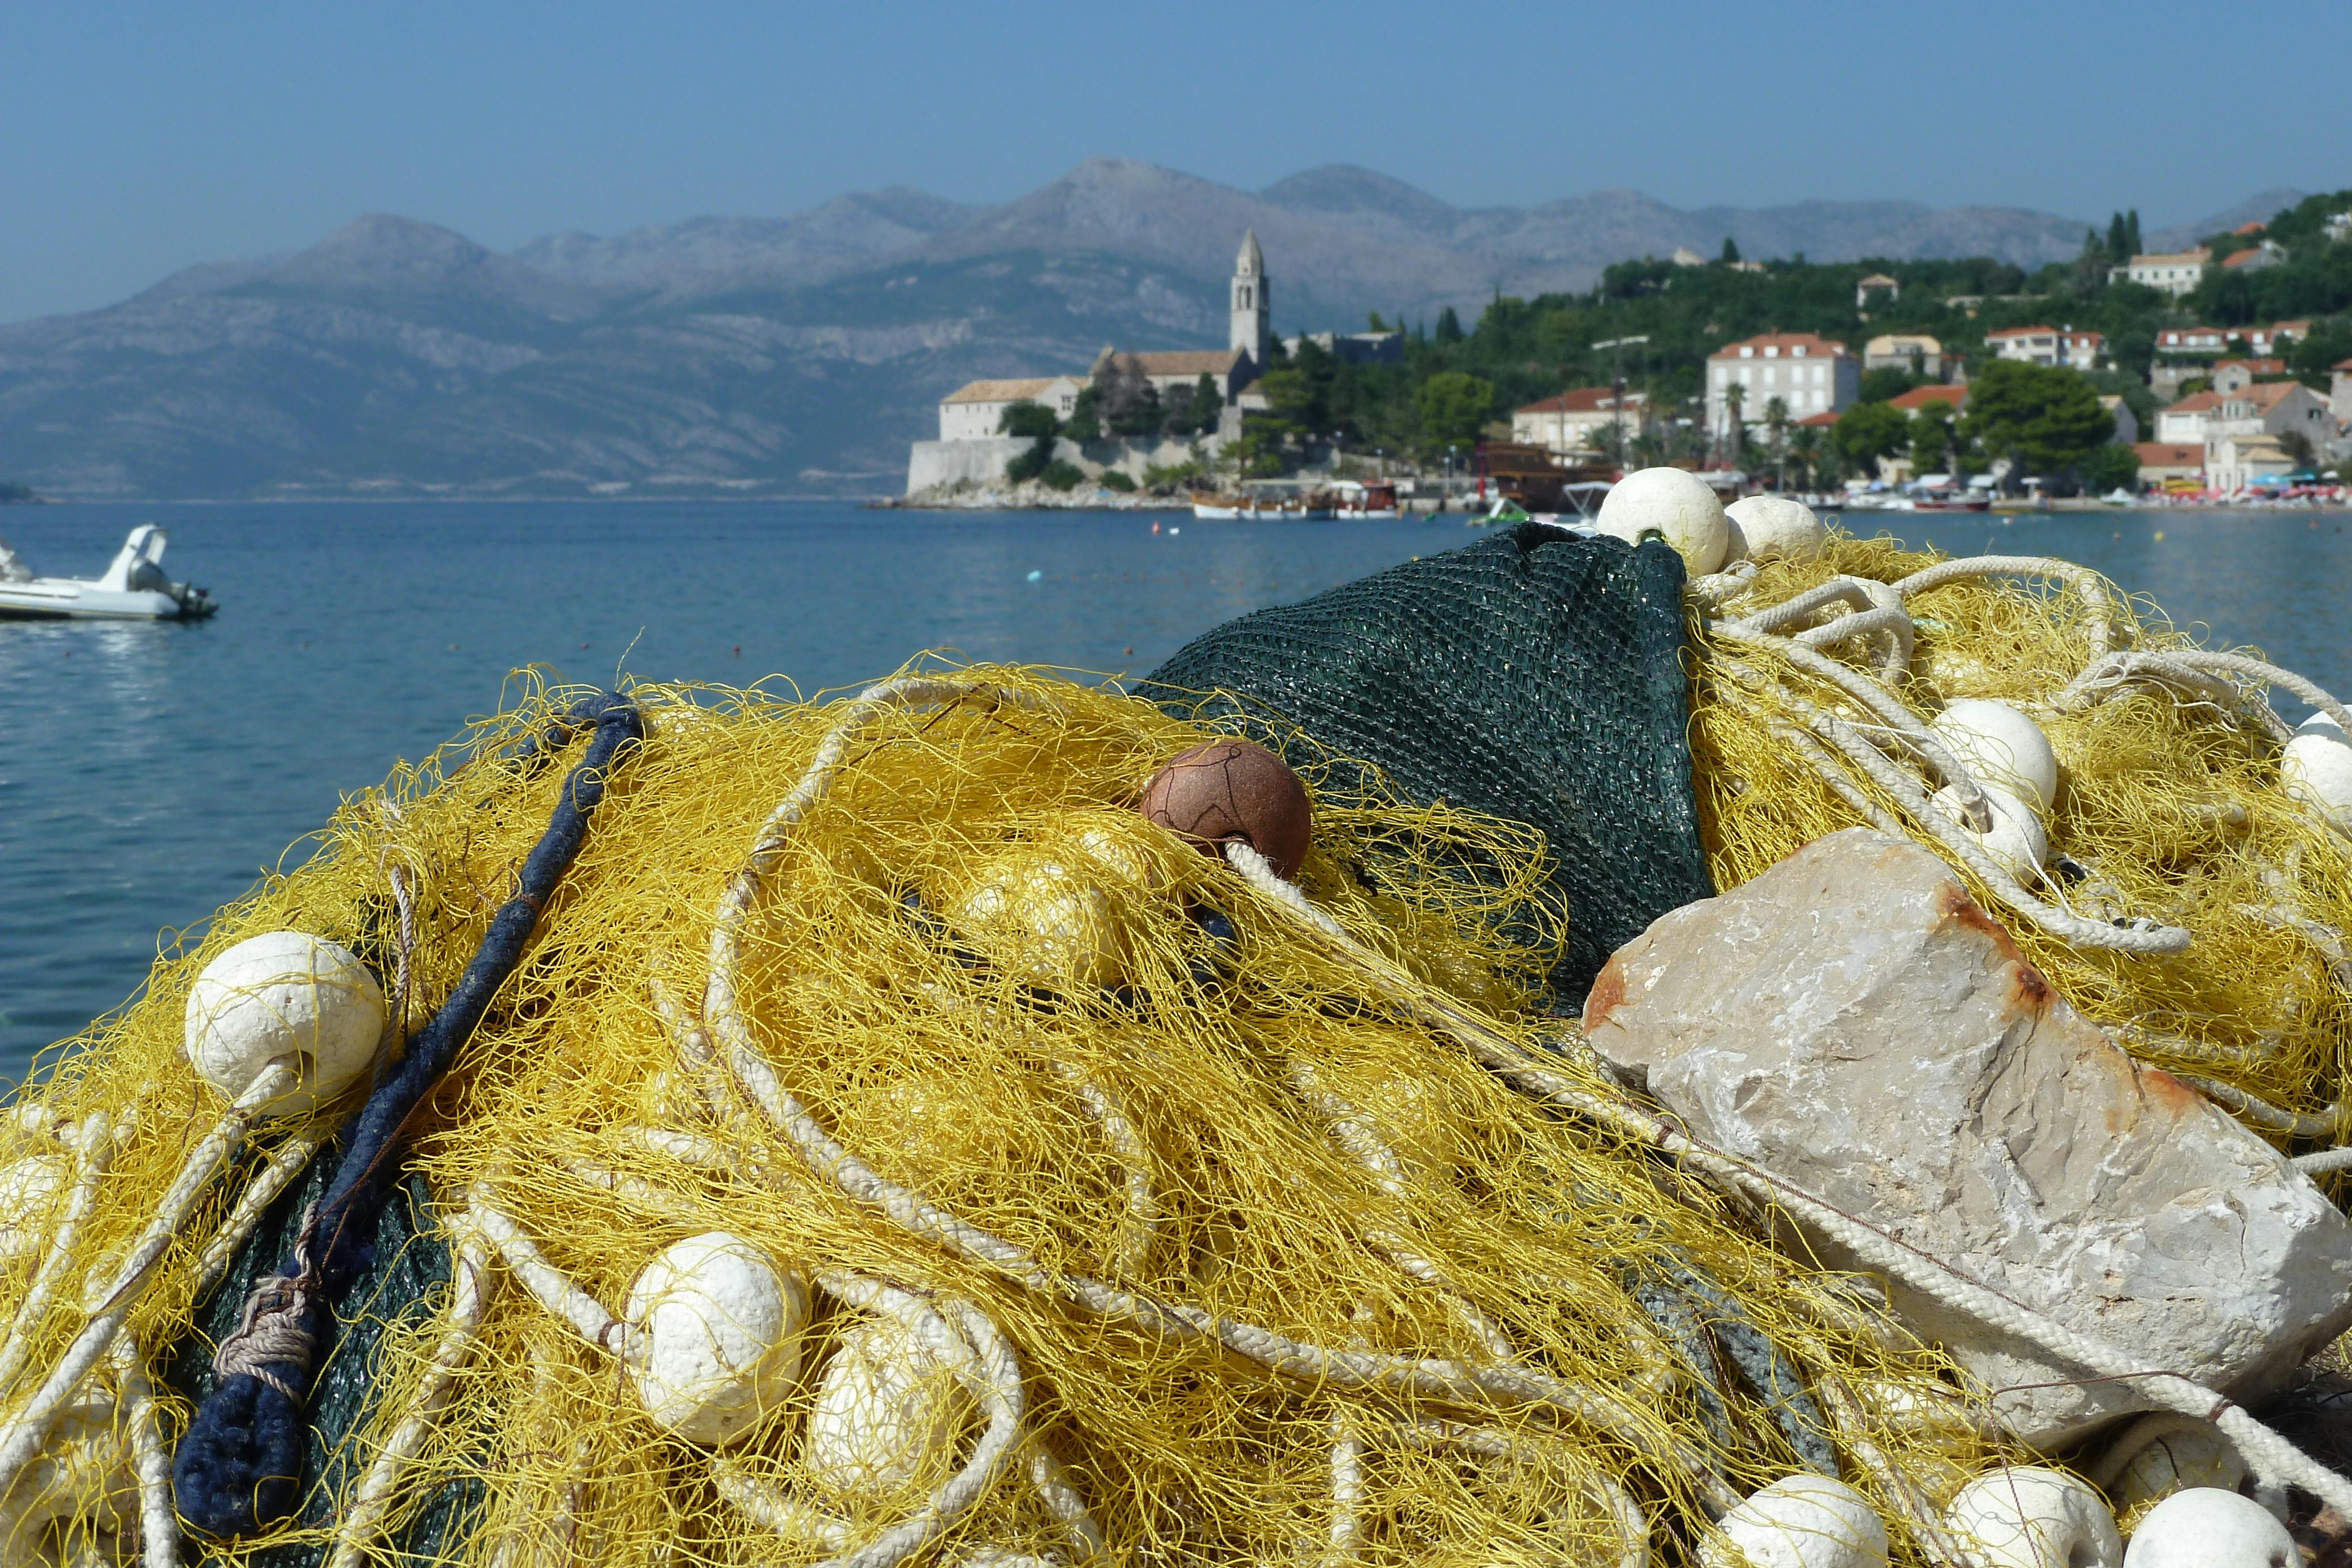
[0, 162, 2305, 499]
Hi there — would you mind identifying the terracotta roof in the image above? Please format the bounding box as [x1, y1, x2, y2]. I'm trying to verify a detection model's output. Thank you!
[2234, 221, 2268, 235]
[2130, 247, 2212, 265]
[1888, 385, 1968, 411]
[2216, 358, 2287, 375]
[1985, 325, 2057, 339]
[2237, 381, 2305, 410]
[2222, 248, 2265, 270]
[1796, 410, 1840, 427]
[942, 377, 1059, 404]
[1516, 386, 1636, 415]
[1864, 333, 1941, 354]
[1709, 332, 1851, 359]
[2336, 357, 2352, 372]
[1856, 273, 1899, 288]
[2133, 442, 2203, 467]
[2270, 320, 2311, 334]
[1127, 350, 1244, 376]
[2163, 391, 2224, 414]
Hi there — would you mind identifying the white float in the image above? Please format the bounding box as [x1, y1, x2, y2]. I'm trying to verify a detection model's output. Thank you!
[623, 1232, 808, 1447]
[1944, 1467, 2122, 1568]
[1594, 467, 1731, 576]
[1932, 783, 2048, 883]
[2113, 1424, 2246, 1511]
[2282, 712, 2352, 832]
[950, 847, 1131, 990]
[1724, 495, 1827, 565]
[1931, 700, 2060, 812]
[2122, 1487, 2295, 1567]
[1699, 1473, 1889, 1568]
[802, 1310, 977, 1496]
[183, 930, 387, 1115]
[0, 1153, 69, 1258]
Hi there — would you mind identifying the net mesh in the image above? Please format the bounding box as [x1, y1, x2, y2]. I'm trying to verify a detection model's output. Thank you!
[1141, 524, 1713, 1000]
[2, 658, 1997, 1568]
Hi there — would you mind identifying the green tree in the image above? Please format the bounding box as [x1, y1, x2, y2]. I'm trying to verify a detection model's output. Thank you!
[2084, 443, 2141, 493]
[1859, 366, 1922, 403]
[1433, 306, 1464, 345]
[1722, 382, 1747, 464]
[1721, 235, 1740, 264]
[997, 401, 1057, 441]
[1908, 404, 1954, 474]
[1789, 424, 1825, 490]
[1834, 400, 1910, 471]
[1038, 460, 1085, 491]
[1960, 359, 2113, 488]
[1416, 372, 1494, 449]
[1169, 372, 1223, 436]
[2126, 209, 2142, 255]
[1061, 385, 1102, 442]
[2278, 428, 2317, 470]
[2106, 212, 2129, 259]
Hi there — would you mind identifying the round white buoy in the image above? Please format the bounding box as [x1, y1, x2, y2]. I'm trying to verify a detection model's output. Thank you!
[1724, 495, 1827, 565]
[2282, 712, 2352, 831]
[803, 1311, 977, 1497]
[2113, 1423, 2246, 1510]
[1932, 783, 2048, 883]
[0, 1152, 69, 1258]
[623, 1232, 807, 1447]
[1698, 1474, 1889, 1568]
[949, 847, 1132, 990]
[1945, 1467, 2122, 1568]
[1931, 700, 2060, 812]
[1594, 467, 1731, 576]
[183, 931, 386, 1114]
[2122, 1487, 2294, 1567]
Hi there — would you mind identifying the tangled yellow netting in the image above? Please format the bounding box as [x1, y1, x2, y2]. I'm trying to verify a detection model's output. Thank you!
[2, 658, 2011, 1568]
[1691, 534, 2352, 1130]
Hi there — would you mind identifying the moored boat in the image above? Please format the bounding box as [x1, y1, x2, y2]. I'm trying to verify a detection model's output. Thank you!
[0, 523, 218, 620]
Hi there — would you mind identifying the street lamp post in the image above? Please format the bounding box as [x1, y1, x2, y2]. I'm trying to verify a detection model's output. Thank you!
[1592, 335, 1649, 471]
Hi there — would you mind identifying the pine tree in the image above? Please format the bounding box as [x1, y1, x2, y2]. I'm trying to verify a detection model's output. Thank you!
[1721, 235, 1741, 264]
[2106, 212, 2129, 258]
[1435, 307, 1464, 345]
[2126, 210, 2142, 255]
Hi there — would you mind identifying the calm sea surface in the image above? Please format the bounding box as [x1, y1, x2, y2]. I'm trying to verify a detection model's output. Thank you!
[3, 500, 2347, 1078]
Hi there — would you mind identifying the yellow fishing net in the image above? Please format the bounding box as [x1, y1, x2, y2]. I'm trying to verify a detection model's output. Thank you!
[2, 657, 2009, 1568]
[1691, 534, 2352, 1129]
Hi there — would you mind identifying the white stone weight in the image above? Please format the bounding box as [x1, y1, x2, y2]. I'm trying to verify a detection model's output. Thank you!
[2282, 712, 2352, 831]
[183, 931, 386, 1115]
[1945, 1467, 2122, 1568]
[1931, 700, 2060, 813]
[2112, 1422, 2246, 1511]
[1724, 495, 1828, 565]
[1698, 1474, 1889, 1568]
[2122, 1487, 2294, 1567]
[623, 1232, 807, 1447]
[0, 1153, 69, 1258]
[802, 1311, 976, 1497]
[1593, 466, 1732, 576]
[1931, 783, 2048, 883]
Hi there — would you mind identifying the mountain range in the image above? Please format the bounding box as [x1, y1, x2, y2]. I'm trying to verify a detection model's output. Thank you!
[0, 160, 2299, 499]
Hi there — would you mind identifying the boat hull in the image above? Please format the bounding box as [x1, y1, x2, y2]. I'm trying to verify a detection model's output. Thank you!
[0, 582, 207, 620]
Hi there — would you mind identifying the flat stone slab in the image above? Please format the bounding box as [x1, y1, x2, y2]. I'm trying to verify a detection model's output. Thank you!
[1583, 827, 2352, 1446]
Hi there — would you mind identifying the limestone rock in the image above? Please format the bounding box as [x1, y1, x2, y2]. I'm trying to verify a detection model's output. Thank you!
[1583, 827, 2352, 1446]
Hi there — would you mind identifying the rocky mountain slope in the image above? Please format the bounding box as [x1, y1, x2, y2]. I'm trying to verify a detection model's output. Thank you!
[0, 162, 2293, 499]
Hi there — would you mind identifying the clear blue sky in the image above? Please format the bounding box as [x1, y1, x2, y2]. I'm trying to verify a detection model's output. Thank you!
[4, 0, 2344, 323]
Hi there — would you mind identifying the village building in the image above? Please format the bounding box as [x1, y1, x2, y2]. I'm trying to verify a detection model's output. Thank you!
[1705, 332, 1859, 443]
[1855, 273, 1899, 310]
[2132, 442, 2204, 488]
[2212, 359, 2285, 394]
[1887, 385, 1967, 415]
[2221, 240, 2288, 274]
[2157, 325, 2231, 355]
[1984, 326, 2102, 369]
[2246, 320, 2310, 355]
[936, 377, 1084, 442]
[1863, 333, 1942, 375]
[2157, 381, 2335, 483]
[1281, 330, 1405, 366]
[2113, 247, 2211, 296]
[1511, 387, 1646, 457]
[2333, 358, 2352, 426]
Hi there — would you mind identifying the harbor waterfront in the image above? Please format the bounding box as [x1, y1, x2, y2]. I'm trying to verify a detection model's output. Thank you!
[2, 497, 2347, 1078]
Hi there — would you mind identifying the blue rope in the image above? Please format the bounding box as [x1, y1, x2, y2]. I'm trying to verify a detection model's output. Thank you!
[173, 691, 643, 1539]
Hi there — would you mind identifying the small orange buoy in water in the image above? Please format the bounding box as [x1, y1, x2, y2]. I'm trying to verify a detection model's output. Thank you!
[1140, 739, 1312, 880]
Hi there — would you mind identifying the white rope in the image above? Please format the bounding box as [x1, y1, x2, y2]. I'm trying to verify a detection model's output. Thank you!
[110, 1331, 176, 1568]
[323, 1220, 496, 1568]
[2292, 1146, 2352, 1175]
[2172, 1073, 2344, 1140]
[465, 1188, 636, 1361]
[0, 1059, 298, 1496]
[1889, 554, 2120, 661]
[0, 1113, 113, 1396]
[1054, 1067, 1158, 1282]
[2083, 1411, 2228, 1490]
[2055, 650, 2296, 741]
[189, 1124, 334, 1302]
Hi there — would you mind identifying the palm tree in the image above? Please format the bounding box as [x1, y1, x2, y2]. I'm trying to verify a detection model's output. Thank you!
[1789, 425, 1824, 494]
[1722, 382, 1746, 468]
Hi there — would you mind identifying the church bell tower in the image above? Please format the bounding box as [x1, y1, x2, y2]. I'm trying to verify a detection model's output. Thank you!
[1230, 230, 1269, 369]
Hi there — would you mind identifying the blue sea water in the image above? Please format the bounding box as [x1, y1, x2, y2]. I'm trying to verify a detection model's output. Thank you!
[2, 500, 2347, 1079]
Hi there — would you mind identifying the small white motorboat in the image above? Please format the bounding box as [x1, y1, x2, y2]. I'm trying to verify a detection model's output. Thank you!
[0, 523, 219, 620]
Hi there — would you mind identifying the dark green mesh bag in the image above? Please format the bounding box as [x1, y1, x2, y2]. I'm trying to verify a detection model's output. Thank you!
[1141, 523, 1712, 1001]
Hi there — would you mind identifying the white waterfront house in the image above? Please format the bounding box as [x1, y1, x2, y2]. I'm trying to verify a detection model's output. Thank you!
[1863, 333, 1942, 375]
[1511, 387, 1646, 457]
[936, 377, 1084, 442]
[1705, 332, 1858, 443]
